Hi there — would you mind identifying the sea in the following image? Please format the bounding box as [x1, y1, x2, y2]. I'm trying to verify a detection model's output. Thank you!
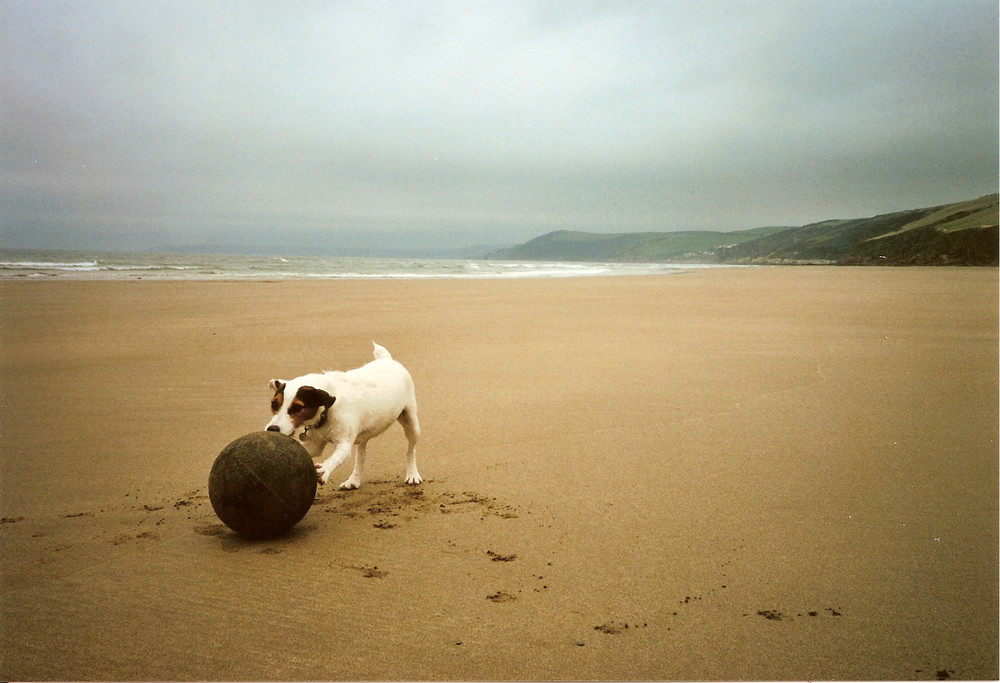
[0, 249, 729, 281]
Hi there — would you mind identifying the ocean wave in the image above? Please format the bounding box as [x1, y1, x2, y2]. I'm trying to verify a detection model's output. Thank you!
[103, 264, 200, 271]
[0, 260, 100, 271]
[0, 259, 204, 274]
[0, 251, 715, 280]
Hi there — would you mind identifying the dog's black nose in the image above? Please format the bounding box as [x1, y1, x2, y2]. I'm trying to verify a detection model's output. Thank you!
[266, 425, 281, 433]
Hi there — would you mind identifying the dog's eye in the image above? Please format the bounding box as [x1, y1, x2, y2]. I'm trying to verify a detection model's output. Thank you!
[288, 402, 303, 414]
[270, 400, 281, 413]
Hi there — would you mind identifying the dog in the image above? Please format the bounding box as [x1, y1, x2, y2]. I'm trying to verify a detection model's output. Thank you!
[265, 342, 421, 490]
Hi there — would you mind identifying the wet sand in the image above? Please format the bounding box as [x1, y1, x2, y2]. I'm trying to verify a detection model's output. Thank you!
[1, 267, 997, 680]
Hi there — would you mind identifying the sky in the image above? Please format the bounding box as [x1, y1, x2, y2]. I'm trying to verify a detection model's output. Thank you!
[2, 0, 998, 255]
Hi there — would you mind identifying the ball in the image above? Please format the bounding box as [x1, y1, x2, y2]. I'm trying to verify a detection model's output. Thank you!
[209, 431, 317, 539]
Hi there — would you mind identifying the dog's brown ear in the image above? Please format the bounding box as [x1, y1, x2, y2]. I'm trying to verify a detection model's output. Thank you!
[269, 379, 286, 393]
[297, 385, 335, 409]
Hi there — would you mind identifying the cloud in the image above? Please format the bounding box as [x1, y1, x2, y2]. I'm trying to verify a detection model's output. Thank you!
[2, 0, 997, 251]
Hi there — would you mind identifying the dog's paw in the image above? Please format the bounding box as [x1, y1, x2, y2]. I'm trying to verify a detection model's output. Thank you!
[338, 477, 361, 490]
[315, 464, 330, 485]
[404, 472, 422, 485]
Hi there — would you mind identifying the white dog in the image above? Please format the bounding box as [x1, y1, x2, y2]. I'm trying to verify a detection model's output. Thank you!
[265, 342, 421, 490]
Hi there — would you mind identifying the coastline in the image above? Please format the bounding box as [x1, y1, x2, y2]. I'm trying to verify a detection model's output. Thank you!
[0, 249, 706, 280]
[1, 267, 997, 680]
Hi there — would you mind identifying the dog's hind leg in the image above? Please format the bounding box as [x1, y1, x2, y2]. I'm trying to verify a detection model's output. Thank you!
[398, 407, 421, 485]
[339, 443, 366, 490]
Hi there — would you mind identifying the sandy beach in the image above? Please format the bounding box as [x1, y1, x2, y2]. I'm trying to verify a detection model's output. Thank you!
[1, 266, 996, 681]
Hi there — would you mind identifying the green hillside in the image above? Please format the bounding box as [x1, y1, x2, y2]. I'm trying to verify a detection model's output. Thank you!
[491, 194, 999, 266]
[492, 225, 791, 262]
[720, 193, 998, 265]
[715, 208, 935, 263]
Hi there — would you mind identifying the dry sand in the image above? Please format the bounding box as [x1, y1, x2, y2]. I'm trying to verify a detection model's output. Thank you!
[1, 266, 997, 681]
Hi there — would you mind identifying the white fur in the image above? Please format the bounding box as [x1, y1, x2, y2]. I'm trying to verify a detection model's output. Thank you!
[265, 342, 421, 489]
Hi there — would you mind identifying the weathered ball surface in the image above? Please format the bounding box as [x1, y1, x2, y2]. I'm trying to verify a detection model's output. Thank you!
[209, 431, 317, 539]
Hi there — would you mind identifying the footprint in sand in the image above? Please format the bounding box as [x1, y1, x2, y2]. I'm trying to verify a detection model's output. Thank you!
[593, 621, 649, 635]
[486, 590, 517, 603]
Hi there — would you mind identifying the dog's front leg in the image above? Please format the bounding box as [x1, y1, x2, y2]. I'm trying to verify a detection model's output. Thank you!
[315, 441, 354, 486]
[338, 441, 367, 490]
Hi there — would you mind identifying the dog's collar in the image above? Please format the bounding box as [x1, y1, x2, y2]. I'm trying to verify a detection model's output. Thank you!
[315, 406, 329, 429]
[302, 406, 329, 437]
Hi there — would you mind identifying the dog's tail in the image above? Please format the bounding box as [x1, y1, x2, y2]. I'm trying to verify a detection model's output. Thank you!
[372, 341, 392, 360]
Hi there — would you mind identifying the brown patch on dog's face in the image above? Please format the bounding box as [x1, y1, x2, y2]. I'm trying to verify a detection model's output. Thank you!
[286, 385, 335, 428]
[269, 381, 286, 414]
[286, 397, 312, 428]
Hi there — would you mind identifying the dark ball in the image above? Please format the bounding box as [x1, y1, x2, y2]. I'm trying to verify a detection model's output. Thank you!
[209, 431, 317, 539]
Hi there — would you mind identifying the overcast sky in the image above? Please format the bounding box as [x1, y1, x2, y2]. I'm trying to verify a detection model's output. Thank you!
[2, 0, 997, 253]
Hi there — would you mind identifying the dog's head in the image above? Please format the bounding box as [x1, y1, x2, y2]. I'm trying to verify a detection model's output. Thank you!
[265, 378, 336, 436]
